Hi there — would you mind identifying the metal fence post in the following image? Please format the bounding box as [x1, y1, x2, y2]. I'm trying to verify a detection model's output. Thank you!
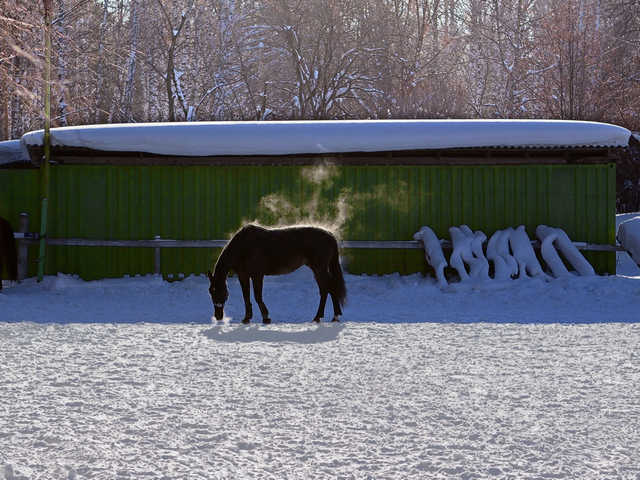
[17, 213, 29, 282]
[154, 236, 161, 276]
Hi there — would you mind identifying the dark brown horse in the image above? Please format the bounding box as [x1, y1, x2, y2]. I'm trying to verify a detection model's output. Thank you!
[0, 216, 18, 292]
[207, 224, 347, 324]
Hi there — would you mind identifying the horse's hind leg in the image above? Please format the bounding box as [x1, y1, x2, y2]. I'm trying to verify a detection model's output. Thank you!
[238, 273, 253, 324]
[252, 276, 271, 324]
[330, 293, 342, 322]
[312, 269, 330, 323]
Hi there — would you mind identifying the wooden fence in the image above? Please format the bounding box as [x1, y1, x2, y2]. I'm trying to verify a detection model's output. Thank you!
[12, 213, 624, 282]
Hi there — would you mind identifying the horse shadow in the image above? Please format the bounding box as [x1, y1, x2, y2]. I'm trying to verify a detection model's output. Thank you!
[201, 322, 346, 344]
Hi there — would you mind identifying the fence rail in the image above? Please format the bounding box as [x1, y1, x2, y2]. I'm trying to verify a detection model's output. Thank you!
[13, 231, 624, 280]
[13, 233, 625, 252]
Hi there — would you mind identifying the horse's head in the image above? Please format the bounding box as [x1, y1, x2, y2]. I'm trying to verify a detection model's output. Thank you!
[207, 270, 229, 321]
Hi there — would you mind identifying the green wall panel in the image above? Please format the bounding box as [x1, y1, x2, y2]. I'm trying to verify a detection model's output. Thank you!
[0, 168, 42, 280]
[0, 163, 616, 280]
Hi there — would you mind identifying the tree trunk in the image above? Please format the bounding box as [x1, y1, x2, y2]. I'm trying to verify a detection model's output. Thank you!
[123, 0, 140, 121]
[57, 0, 68, 127]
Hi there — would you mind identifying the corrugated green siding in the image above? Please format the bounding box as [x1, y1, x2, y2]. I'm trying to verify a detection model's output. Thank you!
[0, 168, 42, 280]
[0, 163, 616, 280]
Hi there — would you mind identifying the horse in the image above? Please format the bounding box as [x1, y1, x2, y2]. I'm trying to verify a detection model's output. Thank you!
[207, 224, 347, 324]
[0, 216, 18, 292]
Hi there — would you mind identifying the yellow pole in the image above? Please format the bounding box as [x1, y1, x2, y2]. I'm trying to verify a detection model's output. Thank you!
[38, 0, 52, 282]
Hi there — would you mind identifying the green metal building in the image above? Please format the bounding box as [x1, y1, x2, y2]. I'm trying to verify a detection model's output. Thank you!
[1, 120, 631, 280]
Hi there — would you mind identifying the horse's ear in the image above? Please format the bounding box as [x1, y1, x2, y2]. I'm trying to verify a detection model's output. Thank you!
[206, 270, 213, 281]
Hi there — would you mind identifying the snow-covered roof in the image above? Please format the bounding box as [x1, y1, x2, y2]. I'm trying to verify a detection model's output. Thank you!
[0, 140, 29, 166]
[19, 120, 631, 160]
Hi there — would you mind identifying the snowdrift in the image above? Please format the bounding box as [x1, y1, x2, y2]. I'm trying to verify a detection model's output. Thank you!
[617, 215, 640, 268]
[415, 224, 603, 290]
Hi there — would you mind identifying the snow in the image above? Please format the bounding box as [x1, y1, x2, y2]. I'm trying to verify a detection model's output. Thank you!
[444, 224, 552, 286]
[536, 226, 595, 277]
[618, 215, 640, 268]
[413, 226, 447, 289]
[617, 214, 640, 276]
[449, 226, 477, 282]
[552, 228, 596, 277]
[19, 119, 631, 159]
[486, 229, 515, 281]
[1, 214, 640, 478]
[536, 225, 571, 278]
[0, 140, 28, 166]
[509, 225, 549, 280]
[417, 224, 600, 292]
[1, 248, 640, 478]
[462, 225, 490, 280]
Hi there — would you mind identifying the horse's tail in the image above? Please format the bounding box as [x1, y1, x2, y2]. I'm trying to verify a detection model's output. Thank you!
[1, 217, 18, 281]
[329, 244, 348, 309]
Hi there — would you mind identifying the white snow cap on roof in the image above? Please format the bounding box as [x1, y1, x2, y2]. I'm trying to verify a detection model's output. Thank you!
[19, 119, 631, 158]
[0, 140, 28, 165]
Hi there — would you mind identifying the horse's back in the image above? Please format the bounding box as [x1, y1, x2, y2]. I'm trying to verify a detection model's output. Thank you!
[238, 224, 336, 246]
[232, 224, 338, 275]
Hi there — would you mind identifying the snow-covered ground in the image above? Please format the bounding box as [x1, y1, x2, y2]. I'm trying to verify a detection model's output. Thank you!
[2, 261, 640, 325]
[1, 224, 640, 479]
[1, 319, 639, 479]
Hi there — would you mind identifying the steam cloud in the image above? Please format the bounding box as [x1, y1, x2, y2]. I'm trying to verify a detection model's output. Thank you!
[254, 163, 352, 238]
[246, 162, 411, 241]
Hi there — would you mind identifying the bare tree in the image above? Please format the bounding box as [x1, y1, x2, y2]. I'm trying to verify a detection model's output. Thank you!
[363, 0, 467, 119]
[1, 0, 640, 134]
[0, 0, 42, 139]
[122, 0, 141, 121]
[464, 0, 541, 118]
[532, 0, 603, 120]
[260, 0, 364, 119]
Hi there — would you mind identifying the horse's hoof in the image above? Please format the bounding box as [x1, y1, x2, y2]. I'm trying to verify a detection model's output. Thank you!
[263, 318, 271, 325]
[241, 319, 251, 324]
[331, 317, 340, 323]
[311, 319, 321, 323]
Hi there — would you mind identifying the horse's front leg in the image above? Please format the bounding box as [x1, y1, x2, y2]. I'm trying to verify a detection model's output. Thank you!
[238, 273, 253, 324]
[252, 276, 271, 324]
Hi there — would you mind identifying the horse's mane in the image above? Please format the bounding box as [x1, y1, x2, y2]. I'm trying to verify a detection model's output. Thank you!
[212, 231, 244, 280]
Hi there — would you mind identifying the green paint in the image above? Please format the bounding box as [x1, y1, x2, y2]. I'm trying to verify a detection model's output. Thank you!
[0, 163, 617, 279]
